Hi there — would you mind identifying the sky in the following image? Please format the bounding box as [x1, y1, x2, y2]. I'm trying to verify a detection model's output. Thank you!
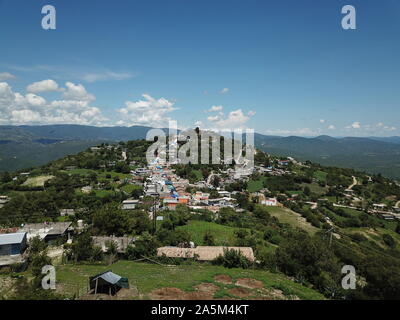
[0, 0, 399, 136]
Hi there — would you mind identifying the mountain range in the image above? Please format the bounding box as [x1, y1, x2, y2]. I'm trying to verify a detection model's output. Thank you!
[1, 125, 400, 179]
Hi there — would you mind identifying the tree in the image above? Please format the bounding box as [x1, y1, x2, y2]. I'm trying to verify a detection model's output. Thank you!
[275, 233, 341, 296]
[126, 232, 159, 259]
[203, 231, 215, 246]
[92, 203, 130, 236]
[383, 234, 396, 249]
[212, 249, 252, 269]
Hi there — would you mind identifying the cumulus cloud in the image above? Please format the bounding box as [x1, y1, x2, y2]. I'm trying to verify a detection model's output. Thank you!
[219, 88, 229, 94]
[347, 121, 361, 129]
[62, 82, 95, 101]
[0, 72, 16, 81]
[0, 81, 106, 125]
[207, 108, 253, 130]
[328, 125, 336, 130]
[27, 79, 61, 93]
[117, 93, 177, 127]
[320, 119, 325, 123]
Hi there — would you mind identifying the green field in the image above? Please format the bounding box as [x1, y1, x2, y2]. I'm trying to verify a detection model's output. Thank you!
[313, 170, 328, 182]
[266, 206, 318, 235]
[300, 182, 328, 195]
[55, 260, 325, 300]
[22, 175, 54, 187]
[247, 177, 268, 192]
[121, 184, 143, 194]
[176, 221, 242, 246]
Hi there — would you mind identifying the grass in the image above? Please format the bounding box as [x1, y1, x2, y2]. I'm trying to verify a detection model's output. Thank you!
[55, 260, 325, 300]
[300, 182, 328, 195]
[121, 184, 142, 194]
[247, 177, 268, 192]
[22, 175, 54, 187]
[176, 220, 242, 246]
[313, 170, 328, 182]
[266, 206, 318, 235]
[191, 170, 204, 181]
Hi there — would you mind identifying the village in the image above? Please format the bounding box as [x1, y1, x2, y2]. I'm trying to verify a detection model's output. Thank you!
[1, 141, 400, 300]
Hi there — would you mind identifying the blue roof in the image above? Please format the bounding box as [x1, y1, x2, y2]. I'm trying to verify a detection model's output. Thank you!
[0, 232, 26, 246]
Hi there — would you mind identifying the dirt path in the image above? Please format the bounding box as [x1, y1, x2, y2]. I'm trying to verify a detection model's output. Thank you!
[346, 176, 357, 191]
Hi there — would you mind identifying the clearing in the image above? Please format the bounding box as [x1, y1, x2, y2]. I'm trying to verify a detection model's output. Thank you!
[22, 175, 54, 187]
[55, 260, 325, 300]
[266, 206, 318, 235]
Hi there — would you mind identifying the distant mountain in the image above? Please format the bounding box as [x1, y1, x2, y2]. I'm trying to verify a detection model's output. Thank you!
[0, 125, 156, 172]
[1, 125, 400, 179]
[254, 133, 400, 179]
[368, 136, 400, 145]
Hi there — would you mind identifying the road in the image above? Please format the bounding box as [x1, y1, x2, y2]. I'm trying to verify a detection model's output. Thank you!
[346, 176, 357, 191]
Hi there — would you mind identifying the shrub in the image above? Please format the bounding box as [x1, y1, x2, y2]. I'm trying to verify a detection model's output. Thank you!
[212, 248, 252, 269]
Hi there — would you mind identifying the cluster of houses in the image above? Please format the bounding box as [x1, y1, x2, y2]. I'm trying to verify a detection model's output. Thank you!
[0, 221, 74, 267]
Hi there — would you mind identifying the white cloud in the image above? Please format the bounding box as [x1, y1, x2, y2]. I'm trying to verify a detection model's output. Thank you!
[82, 71, 133, 83]
[328, 125, 336, 130]
[0, 72, 16, 81]
[247, 110, 256, 117]
[27, 79, 61, 93]
[0, 81, 106, 125]
[207, 108, 253, 130]
[205, 105, 223, 112]
[117, 93, 177, 127]
[220, 88, 229, 94]
[62, 82, 95, 101]
[263, 128, 318, 136]
[347, 121, 361, 129]
[320, 119, 325, 123]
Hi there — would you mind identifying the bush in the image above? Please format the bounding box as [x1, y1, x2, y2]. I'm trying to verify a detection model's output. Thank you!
[212, 248, 252, 269]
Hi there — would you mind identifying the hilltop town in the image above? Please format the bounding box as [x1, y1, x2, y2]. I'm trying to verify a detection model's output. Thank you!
[1, 135, 400, 300]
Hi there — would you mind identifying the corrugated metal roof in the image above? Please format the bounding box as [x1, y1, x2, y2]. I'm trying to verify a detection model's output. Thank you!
[0, 232, 26, 246]
[91, 271, 121, 284]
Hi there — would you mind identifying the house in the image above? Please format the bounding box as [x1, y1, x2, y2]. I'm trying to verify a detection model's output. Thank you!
[278, 160, 290, 166]
[218, 191, 231, 198]
[60, 209, 75, 217]
[0, 232, 27, 266]
[163, 198, 178, 210]
[19, 222, 73, 242]
[0, 195, 9, 208]
[92, 236, 136, 253]
[208, 197, 236, 207]
[381, 214, 395, 221]
[0, 232, 27, 256]
[81, 186, 93, 194]
[89, 271, 129, 295]
[261, 197, 278, 206]
[192, 192, 210, 204]
[157, 246, 255, 262]
[373, 203, 387, 211]
[122, 199, 139, 210]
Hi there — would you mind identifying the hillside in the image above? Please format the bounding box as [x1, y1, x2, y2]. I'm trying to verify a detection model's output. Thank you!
[254, 133, 400, 179]
[1, 136, 400, 300]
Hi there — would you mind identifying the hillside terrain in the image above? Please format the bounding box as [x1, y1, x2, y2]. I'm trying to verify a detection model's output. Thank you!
[0, 133, 400, 300]
[1, 125, 400, 179]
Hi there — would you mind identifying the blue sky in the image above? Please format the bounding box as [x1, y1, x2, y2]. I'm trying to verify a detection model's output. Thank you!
[0, 0, 399, 136]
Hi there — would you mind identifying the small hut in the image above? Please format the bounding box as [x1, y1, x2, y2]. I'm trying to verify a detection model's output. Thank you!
[89, 271, 129, 295]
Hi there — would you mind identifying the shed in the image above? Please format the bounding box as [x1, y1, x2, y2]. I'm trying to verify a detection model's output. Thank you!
[0, 232, 27, 256]
[89, 271, 129, 295]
